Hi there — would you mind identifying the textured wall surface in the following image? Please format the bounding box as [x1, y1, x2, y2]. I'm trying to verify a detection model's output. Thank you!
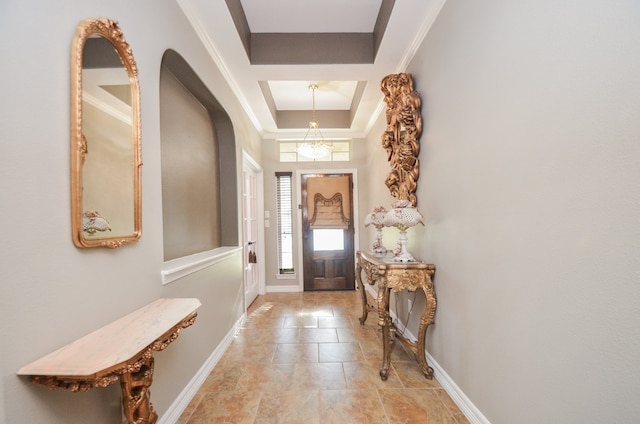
[363, 0, 640, 423]
[0, 1, 261, 422]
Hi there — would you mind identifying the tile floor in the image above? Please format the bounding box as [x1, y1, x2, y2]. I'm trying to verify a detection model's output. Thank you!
[177, 290, 468, 424]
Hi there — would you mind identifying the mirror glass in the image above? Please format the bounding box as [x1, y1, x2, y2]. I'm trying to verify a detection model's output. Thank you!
[71, 18, 141, 248]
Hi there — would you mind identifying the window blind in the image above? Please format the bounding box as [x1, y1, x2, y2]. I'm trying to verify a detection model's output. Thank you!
[276, 172, 294, 273]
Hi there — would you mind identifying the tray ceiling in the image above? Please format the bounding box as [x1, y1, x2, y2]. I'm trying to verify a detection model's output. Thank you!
[177, 0, 445, 139]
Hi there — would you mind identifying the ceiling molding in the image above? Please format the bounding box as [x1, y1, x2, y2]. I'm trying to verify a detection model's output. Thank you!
[227, 0, 393, 65]
[365, 0, 448, 132]
[394, 0, 447, 73]
[179, 0, 448, 141]
[178, 0, 266, 133]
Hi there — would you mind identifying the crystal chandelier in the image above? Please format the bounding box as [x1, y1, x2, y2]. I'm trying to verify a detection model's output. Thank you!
[296, 84, 334, 160]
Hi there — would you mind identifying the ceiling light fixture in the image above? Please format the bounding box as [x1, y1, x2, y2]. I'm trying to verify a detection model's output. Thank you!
[297, 84, 334, 160]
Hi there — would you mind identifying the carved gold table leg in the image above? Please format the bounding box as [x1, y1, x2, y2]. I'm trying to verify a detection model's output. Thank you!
[120, 356, 157, 424]
[355, 261, 369, 325]
[378, 285, 393, 381]
[415, 273, 437, 379]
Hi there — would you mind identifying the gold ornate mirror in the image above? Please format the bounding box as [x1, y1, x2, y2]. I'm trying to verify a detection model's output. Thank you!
[71, 18, 141, 248]
[380, 73, 422, 206]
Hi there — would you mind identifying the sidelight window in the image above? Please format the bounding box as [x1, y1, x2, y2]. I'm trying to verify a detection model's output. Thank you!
[276, 172, 294, 274]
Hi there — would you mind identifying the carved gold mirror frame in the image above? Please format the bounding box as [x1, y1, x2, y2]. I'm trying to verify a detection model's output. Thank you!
[71, 18, 142, 248]
[380, 73, 422, 206]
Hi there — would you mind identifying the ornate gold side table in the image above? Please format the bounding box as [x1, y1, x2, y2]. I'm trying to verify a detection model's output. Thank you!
[18, 298, 200, 424]
[356, 250, 436, 381]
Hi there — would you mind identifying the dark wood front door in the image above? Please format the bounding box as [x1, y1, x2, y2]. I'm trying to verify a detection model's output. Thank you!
[301, 173, 355, 291]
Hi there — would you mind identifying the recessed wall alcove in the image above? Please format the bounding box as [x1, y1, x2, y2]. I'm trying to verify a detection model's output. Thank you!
[160, 50, 239, 283]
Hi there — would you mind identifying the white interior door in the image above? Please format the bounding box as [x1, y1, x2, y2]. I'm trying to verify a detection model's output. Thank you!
[243, 155, 262, 308]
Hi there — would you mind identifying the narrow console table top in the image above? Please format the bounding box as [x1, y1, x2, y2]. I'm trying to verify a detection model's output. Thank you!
[357, 250, 433, 271]
[18, 298, 201, 378]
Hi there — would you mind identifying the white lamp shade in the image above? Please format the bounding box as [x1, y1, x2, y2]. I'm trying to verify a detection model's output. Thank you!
[383, 204, 424, 230]
[364, 207, 387, 228]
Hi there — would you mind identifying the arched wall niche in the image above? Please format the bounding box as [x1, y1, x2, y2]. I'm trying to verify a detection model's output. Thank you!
[160, 49, 239, 261]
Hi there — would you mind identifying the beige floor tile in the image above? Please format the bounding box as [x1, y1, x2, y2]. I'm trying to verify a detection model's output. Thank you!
[186, 390, 261, 424]
[234, 327, 300, 345]
[379, 388, 459, 424]
[246, 301, 277, 318]
[320, 389, 388, 424]
[318, 316, 354, 328]
[318, 342, 364, 362]
[297, 327, 339, 343]
[359, 338, 385, 361]
[336, 326, 380, 343]
[219, 343, 277, 365]
[264, 303, 303, 317]
[392, 360, 442, 389]
[435, 389, 471, 424]
[233, 327, 265, 344]
[178, 291, 468, 424]
[290, 362, 347, 390]
[300, 306, 335, 317]
[360, 338, 415, 362]
[254, 390, 321, 424]
[243, 317, 285, 329]
[343, 360, 404, 389]
[390, 342, 417, 361]
[272, 343, 319, 363]
[283, 315, 318, 328]
[175, 393, 203, 424]
[235, 363, 297, 392]
[198, 361, 242, 392]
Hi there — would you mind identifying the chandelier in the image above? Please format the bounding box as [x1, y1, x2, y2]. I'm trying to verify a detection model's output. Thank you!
[296, 84, 334, 159]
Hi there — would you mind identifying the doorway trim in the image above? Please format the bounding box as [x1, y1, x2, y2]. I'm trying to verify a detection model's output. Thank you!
[242, 150, 266, 305]
[295, 168, 359, 292]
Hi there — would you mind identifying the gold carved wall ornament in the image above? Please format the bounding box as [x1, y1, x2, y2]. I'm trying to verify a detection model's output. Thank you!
[380, 73, 422, 206]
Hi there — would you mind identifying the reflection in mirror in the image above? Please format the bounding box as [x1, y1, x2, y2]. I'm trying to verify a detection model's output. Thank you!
[71, 18, 141, 248]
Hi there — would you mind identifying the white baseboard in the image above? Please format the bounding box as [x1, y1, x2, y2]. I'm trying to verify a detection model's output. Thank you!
[265, 284, 301, 293]
[425, 351, 491, 424]
[386, 300, 490, 424]
[157, 313, 246, 424]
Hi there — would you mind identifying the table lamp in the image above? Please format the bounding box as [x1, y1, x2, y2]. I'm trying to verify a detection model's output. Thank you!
[364, 206, 388, 255]
[384, 200, 424, 262]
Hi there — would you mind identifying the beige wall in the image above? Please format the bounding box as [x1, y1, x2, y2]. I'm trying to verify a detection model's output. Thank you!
[160, 65, 220, 260]
[0, 1, 262, 423]
[365, 0, 640, 423]
[3, 0, 640, 423]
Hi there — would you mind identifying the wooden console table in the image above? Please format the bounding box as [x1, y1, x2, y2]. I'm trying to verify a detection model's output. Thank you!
[355, 251, 436, 381]
[17, 298, 201, 424]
